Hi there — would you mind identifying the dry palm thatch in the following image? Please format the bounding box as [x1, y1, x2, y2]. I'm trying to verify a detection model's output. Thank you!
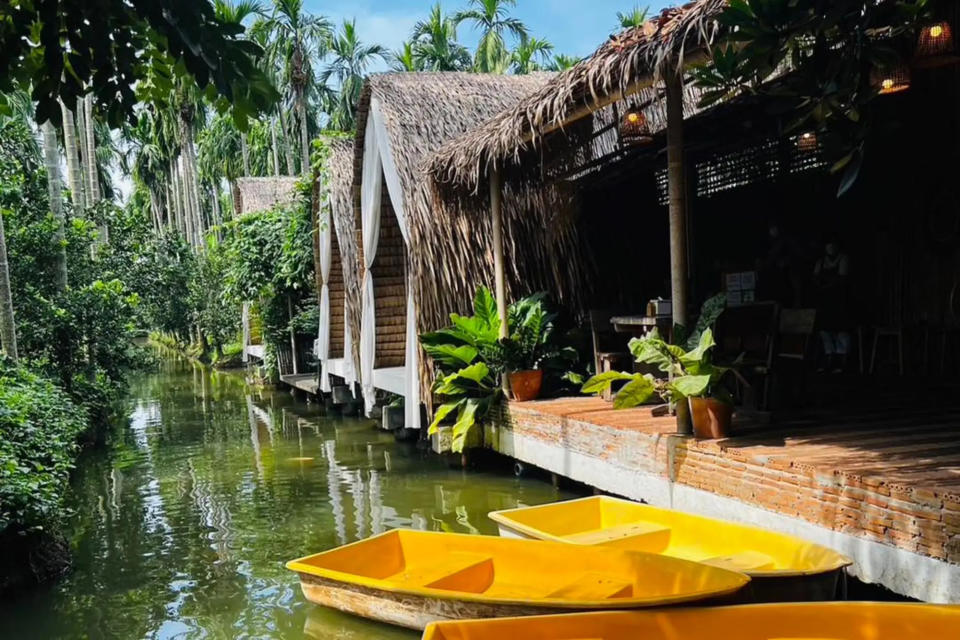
[353, 72, 593, 403]
[429, 0, 729, 190]
[322, 136, 363, 371]
[236, 176, 300, 214]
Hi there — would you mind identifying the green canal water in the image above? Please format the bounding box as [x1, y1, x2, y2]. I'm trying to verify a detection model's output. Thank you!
[0, 356, 573, 639]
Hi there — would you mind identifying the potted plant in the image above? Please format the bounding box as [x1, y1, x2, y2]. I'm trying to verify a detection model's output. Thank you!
[581, 327, 738, 439]
[496, 294, 570, 402]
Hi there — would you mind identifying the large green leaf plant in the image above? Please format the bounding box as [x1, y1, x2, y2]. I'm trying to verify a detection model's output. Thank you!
[581, 294, 735, 409]
[581, 328, 733, 409]
[420, 286, 573, 452]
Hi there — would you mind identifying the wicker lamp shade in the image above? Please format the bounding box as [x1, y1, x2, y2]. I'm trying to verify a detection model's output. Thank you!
[872, 63, 911, 95]
[796, 131, 818, 153]
[915, 21, 958, 68]
[620, 108, 654, 145]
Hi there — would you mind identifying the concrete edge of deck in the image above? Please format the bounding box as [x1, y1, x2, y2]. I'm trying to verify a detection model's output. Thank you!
[485, 405, 960, 603]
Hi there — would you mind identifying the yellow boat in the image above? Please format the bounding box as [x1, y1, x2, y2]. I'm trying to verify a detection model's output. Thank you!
[286, 529, 750, 630]
[422, 603, 960, 640]
[488, 496, 852, 601]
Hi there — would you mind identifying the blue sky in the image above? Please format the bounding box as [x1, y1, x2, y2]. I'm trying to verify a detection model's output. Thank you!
[306, 0, 675, 68]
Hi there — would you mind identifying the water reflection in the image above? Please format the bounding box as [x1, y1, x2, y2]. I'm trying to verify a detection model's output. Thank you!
[0, 355, 571, 639]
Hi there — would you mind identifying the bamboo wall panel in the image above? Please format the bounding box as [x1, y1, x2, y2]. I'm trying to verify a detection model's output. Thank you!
[374, 175, 407, 369]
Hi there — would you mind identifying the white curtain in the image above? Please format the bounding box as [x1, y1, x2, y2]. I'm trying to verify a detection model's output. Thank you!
[359, 99, 420, 428]
[404, 277, 421, 429]
[360, 112, 382, 415]
[317, 194, 334, 392]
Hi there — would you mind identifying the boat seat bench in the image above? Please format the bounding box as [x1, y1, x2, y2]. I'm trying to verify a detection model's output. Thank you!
[563, 521, 670, 547]
[701, 550, 776, 572]
[390, 552, 492, 589]
[547, 572, 633, 600]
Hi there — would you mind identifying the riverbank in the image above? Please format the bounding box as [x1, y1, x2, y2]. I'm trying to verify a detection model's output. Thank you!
[0, 356, 569, 638]
[149, 332, 246, 370]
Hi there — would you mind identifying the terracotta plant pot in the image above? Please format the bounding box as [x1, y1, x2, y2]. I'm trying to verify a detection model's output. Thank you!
[688, 397, 733, 440]
[509, 370, 543, 402]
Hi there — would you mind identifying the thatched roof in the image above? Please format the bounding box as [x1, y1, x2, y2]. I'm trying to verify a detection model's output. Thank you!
[354, 71, 590, 329]
[354, 72, 594, 402]
[236, 176, 300, 215]
[429, 0, 728, 189]
[322, 136, 362, 370]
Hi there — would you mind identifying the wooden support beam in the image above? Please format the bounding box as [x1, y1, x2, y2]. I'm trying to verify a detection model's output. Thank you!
[490, 166, 508, 340]
[665, 66, 689, 329]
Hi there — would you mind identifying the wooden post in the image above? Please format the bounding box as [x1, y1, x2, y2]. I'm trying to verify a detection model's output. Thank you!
[490, 166, 508, 339]
[288, 295, 299, 375]
[490, 166, 510, 395]
[241, 303, 250, 363]
[665, 65, 693, 436]
[665, 66, 689, 329]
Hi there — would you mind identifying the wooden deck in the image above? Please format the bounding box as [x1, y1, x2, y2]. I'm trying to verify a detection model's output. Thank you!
[280, 373, 320, 395]
[488, 396, 960, 602]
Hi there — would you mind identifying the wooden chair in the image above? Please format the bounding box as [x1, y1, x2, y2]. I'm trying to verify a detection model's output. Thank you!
[589, 310, 632, 401]
[869, 248, 905, 375]
[772, 309, 816, 408]
[715, 302, 779, 409]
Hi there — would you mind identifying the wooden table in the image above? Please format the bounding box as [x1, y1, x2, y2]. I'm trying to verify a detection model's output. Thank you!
[610, 315, 671, 339]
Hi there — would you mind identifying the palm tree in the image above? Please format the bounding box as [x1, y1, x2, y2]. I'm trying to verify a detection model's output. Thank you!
[264, 0, 332, 174]
[40, 120, 68, 291]
[547, 53, 580, 71]
[391, 42, 420, 72]
[411, 4, 472, 72]
[59, 101, 84, 207]
[617, 5, 649, 29]
[320, 20, 386, 133]
[454, 0, 529, 73]
[511, 37, 554, 74]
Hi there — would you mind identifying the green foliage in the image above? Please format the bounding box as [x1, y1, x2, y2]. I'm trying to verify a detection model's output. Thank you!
[420, 286, 576, 452]
[693, 0, 929, 195]
[581, 328, 731, 409]
[0, 358, 88, 535]
[582, 295, 736, 409]
[0, 0, 279, 129]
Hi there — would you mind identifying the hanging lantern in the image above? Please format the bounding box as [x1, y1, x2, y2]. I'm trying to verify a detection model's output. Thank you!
[796, 131, 818, 153]
[619, 107, 654, 145]
[871, 62, 911, 95]
[915, 21, 958, 68]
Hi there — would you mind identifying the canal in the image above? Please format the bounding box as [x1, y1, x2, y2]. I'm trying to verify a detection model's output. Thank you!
[0, 356, 572, 639]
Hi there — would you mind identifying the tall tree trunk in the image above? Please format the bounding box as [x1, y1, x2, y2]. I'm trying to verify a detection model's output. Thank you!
[182, 130, 203, 246]
[59, 101, 84, 207]
[170, 164, 183, 238]
[210, 183, 222, 230]
[241, 132, 251, 176]
[84, 95, 101, 204]
[0, 211, 18, 362]
[270, 117, 281, 176]
[75, 96, 90, 208]
[178, 157, 194, 247]
[41, 121, 68, 292]
[297, 95, 310, 177]
[278, 107, 295, 175]
[165, 183, 175, 231]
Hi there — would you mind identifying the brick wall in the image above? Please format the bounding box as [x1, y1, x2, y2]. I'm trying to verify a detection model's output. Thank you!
[491, 403, 960, 565]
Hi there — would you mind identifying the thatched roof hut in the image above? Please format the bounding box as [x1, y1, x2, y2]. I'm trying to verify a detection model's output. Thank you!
[429, 0, 727, 190]
[315, 136, 361, 392]
[353, 72, 592, 428]
[236, 176, 300, 214]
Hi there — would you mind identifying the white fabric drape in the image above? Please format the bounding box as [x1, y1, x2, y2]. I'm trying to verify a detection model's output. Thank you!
[404, 277, 421, 430]
[370, 98, 409, 245]
[360, 112, 382, 414]
[317, 206, 333, 392]
[359, 99, 420, 428]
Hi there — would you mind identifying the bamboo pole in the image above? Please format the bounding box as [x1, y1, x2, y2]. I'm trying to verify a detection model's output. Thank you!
[489, 166, 508, 340]
[665, 66, 689, 329]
